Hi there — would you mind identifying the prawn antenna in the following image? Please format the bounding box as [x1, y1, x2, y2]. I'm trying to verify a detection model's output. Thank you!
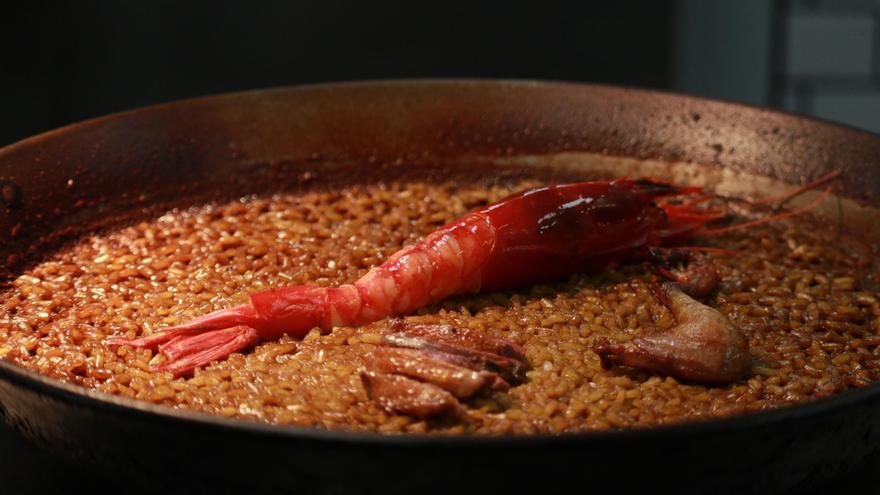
[751, 168, 843, 207]
[706, 186, 833, 235]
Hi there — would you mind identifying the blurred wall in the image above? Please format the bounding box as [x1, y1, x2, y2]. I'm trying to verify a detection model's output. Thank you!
[673, 0, 773, 106]
[773, 0, 880, 134]
[673, 0, 880, 134]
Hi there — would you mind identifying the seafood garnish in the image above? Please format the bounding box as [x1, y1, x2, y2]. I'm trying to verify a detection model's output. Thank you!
[107, 177, 833, 376]
[369, 347, 510, 398]
[593, 282, 750, 384]
[360, 372, 465, 419]
[361, 319, 528, 419]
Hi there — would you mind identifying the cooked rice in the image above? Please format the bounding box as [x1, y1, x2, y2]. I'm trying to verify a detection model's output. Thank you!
[1, 178, 878, 434]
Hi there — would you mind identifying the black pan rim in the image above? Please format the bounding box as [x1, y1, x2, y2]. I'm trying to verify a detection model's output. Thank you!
[3, 355, 880, 446]
[2, 78, 879, 447]
[2, 78, 878, 158]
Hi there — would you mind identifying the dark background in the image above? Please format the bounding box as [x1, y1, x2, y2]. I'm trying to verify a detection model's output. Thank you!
[4, 1, 674, 147]
[2, 1, 880, 493]
[6, 1, 880, 148]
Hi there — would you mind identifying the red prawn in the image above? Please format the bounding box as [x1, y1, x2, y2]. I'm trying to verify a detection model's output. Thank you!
[104, 177, 807, 376]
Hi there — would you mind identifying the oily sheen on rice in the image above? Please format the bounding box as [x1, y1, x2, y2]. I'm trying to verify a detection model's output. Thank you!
[1, 179, 878, 434]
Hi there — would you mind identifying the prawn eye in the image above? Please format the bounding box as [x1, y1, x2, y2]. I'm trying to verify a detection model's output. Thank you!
[653, 203, 669, 222]
[631, 178, 679, 196]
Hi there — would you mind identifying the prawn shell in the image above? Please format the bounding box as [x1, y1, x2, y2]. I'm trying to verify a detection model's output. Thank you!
[249, 285, 328, 339]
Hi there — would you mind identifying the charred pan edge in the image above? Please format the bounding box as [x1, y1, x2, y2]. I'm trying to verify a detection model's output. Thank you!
[2, 355, 880, 445]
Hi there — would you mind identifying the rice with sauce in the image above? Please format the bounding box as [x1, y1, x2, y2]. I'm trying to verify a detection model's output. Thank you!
[1, 178, 878, 434]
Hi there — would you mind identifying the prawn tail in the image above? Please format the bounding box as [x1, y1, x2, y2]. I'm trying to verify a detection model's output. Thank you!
[107, 285, 333, 377]
[105, 303, 259, 349]
[152, 326, 260, 377]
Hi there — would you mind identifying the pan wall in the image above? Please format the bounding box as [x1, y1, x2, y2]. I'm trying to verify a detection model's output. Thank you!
[1, 81, 878, 276]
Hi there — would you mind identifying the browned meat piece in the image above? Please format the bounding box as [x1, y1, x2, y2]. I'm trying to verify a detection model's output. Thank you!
[370, 347, 509, 398]
[362, 320, 529, 420]
[382, 332, 528, 383]
[360, 371, 464, 419]
[649, 248, 721, 299]
[386, 318, 527, 361]
[593, 283, 750, 383]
